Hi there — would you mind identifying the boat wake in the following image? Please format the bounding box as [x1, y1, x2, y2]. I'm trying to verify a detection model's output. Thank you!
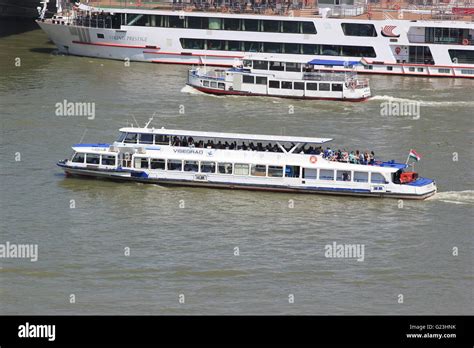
[370, 95, 474, 107]
[427, 190, 474, 205]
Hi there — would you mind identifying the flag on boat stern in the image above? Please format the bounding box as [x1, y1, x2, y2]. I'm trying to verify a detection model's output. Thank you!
[408, 149, 421, 162]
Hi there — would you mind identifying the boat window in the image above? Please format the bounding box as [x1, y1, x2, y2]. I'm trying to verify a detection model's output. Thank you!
[224, 18, 240, 31]
[341, 23, 377, 37]
[371, 173, 387, 184]
[438, 68, 450, 74]
[243, 19, 258, 32]
[116, 132, 126, 142]
[86, 153, 100, 165]
[285, 62, 301, 72]
[154, 134, 170, 145]
[303, 168, 317, 180]
[284, 43, 300, 54]
[285, 165, 300, 178]
[256, 76, 267, 85]
[319, 83, 330, 91]
[251, 164, 267, 177]
[302, 44, 318, 55]
[150, 158, 166, 170]
[243, 75, 255, 84]
[168, 16, 185, 28]
[234, 163, 250, 176]
[268, 166, 284, 177]
[269, 61, 285, 71]
[282, 21, 299, 34]
[243, 60, 252, 68]
[294, 82, 305, 90]
[332, 83, 343, 92]
[72, 152, 85, 163]
[218, 82, 225, 89]
[409, 46, 434, 65]
[353, 171, 368, 183]
[180, 38, 205, 50]
[200, 161, 216, 173]
[101, 155, 116, 166]
[187, 16, 208, 29]
[336, 170, 351, 181]
[208, 18, 222, 30]
[306, 82, 318, 91]
[218, 162, 233, 174]
[227, 41, 241, 51]
[207, 40, 223, 50]
[210, 81, 218, 88]
[269, 80, 280, 88]
[448, 49, 474, 64]
[124, 133, 138, 144]
[168, 159, 183, 171]
[184, 160, 199, 172]
[302, 22, 317, 34]
[281, 81, 293, 89]
[319, 169, 334, 180]
[203, 80, 210, 87]
[461, 69, 474, 74]
[243, 41, 262, 53]
[262, 20, 280, 33]
[253, 60, 268, 70]
[139, 133, 154, 144]
[264, 42, 283, 53]
[134, 157, 149, 169]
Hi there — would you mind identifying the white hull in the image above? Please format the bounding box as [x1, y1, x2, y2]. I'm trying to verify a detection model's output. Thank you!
[37, 8, 474, 78]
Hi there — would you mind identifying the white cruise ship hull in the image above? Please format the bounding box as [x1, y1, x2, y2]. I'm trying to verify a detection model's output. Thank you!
[37, 7, 474, 78]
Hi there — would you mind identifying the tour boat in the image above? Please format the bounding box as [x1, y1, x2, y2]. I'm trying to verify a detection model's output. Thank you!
[36, 1, 474, 78]
[187, 57, 371, 101]
[58, 124, 437, 199]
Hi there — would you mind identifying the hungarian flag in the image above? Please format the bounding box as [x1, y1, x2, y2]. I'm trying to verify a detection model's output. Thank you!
[408, 149, 421, 162]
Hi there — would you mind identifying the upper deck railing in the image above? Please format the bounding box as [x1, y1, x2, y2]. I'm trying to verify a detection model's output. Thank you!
[85, 0, 317, 16]
[81, 0, 474, 21]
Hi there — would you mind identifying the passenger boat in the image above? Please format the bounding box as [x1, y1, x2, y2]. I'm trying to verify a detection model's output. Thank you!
[187, 57, 371, 101]
[36, 1, 474, 78]
[58, 124, 437, 199]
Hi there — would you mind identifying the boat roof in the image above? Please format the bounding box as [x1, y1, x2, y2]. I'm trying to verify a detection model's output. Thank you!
[119, 127, 333, 144]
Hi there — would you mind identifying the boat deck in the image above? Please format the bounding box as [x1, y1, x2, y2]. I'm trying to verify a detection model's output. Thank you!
[84, 0, 474, 21]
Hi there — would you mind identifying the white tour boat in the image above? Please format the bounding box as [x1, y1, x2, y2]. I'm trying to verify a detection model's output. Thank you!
[187, 57, 371, 101]
[58, 124, 437, 199]
[37, 1, 474, 78]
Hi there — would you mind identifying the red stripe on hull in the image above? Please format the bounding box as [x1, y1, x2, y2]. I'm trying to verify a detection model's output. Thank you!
[72, 41, 155, 49]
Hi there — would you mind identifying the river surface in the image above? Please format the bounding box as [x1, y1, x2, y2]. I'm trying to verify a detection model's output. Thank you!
[0, 26, 473, 315]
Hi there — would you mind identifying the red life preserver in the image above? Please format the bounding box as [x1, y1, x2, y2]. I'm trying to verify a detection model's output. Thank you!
[462, 39, 469, 45]
[309, 156, 317, 164]
[393, 4, 400, 10]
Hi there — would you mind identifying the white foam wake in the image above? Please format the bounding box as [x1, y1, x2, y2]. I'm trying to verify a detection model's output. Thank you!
[370, 95, 474, 107]
[427, 190, 474, 205]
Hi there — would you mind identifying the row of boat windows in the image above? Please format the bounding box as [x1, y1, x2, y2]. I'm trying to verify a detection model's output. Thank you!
[72, 153, 116, 165]
[180, 38, 377, 57]
[240, 76, 344, 91]
[133, 157, 388, 183]
[71, 152, 388, 183]
[125, 14, 317, 34]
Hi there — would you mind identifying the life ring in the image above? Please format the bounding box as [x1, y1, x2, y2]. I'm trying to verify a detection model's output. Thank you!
[462, 38, 469, 45]
[309, 156, 317, 164]
[393, 4, 400, 10]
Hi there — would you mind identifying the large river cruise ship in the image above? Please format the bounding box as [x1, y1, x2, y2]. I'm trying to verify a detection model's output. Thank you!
[187, 57, 371, 101]
[37, 1, 474, 78]
[58, 125, 437, 199]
